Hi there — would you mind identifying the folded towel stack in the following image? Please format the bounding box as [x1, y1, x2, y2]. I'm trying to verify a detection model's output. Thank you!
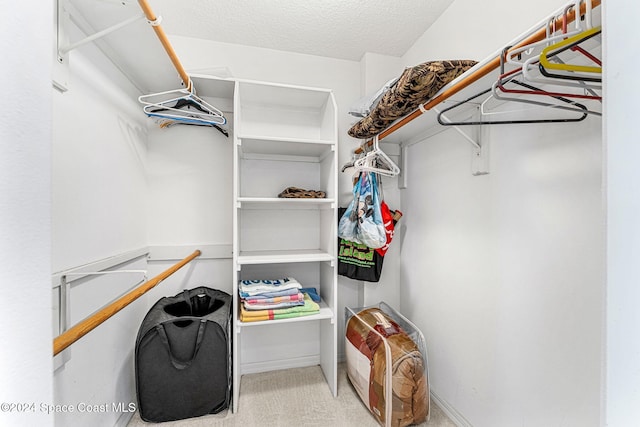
[238, 277, 320, 322]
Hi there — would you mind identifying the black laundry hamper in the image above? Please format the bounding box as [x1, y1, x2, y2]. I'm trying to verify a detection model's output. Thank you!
[135, 287, 232, 422]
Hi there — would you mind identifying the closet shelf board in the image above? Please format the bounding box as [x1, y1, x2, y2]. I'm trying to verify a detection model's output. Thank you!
[238, 136, 335, 159]
[236, 80, 332, 109]
[237, 198, 335, 209]
[189, 74, 236, 100]
[237, 249, 334, 265]
[239, 135, 335, 146]
[236, 299, 333, 328]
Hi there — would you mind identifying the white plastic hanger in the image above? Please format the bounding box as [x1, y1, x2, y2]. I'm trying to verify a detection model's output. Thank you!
[520, 26, 602, 91]
[506, 0, 592, 68]
[138, 85, 226, 126]
[353, 136, 400, 177]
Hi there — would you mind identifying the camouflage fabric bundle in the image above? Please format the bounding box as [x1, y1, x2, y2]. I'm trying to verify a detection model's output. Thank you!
[348, 60, 478, 139]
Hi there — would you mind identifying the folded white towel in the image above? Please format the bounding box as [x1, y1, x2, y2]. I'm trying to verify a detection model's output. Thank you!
[238, 277, 301, 295]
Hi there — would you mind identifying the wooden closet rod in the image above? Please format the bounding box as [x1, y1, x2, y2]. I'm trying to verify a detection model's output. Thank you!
[53, 249, 201, 356]
[137, 0, 192, 92]
[355, 0, 601, 153]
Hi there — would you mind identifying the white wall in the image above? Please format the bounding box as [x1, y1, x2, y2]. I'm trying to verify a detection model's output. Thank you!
[52, 55, 148, 271]
[0, 2, 54, 426]
[359, 52, 402, 96]
[399, 0, 604, 426]
[603, 1, 640, 425]
[143, 120, 236, 299]
[51, 26, 151, 426]
[404, 0, 578, 65]
[145, 125, 232, 248]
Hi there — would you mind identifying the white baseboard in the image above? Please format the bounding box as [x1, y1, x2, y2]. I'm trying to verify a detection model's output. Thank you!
[241, 355, 320, 375]
[114, 410, 135, 427]
[430, 390, 473, 427]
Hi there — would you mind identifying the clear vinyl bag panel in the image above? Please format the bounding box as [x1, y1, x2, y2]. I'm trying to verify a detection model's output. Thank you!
[345, 302, 429, 427]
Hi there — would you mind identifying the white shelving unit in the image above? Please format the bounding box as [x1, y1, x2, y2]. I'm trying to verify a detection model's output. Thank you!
[231, 79, 338, 412]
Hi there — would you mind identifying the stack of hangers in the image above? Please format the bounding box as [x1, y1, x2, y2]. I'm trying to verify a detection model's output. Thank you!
[437, 0, 602, 126]
[138, 84, 229, 136]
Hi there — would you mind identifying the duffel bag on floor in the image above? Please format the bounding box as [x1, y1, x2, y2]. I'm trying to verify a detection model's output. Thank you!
[135, 287, 232, 422]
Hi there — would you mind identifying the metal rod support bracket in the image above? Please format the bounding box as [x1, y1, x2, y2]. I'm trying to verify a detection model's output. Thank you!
[430, 106, 481, 150]
[58, 12, 146, 57]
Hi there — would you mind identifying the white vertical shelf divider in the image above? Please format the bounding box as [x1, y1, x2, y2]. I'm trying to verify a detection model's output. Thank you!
[230, 78, 338, 412]
[231, 79, 242, 413]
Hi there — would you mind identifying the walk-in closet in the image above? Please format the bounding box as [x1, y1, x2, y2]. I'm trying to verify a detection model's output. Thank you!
[2, 0, 639, 426]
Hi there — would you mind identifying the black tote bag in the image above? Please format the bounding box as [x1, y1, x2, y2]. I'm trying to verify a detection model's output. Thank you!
[337, 207, 385, 282]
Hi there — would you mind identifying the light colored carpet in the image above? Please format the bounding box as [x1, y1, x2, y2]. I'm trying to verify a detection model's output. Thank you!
[128, 363, 457, 427]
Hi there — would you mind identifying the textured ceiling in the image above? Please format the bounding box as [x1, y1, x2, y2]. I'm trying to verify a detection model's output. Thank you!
[64, 0, 455, 92]
[147, 0, 456, 61]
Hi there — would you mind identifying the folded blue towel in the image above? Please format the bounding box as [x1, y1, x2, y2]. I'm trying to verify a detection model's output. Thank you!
[300, 287, 321, 302]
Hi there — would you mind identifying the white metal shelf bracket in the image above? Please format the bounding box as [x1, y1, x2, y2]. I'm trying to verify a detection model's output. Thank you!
[471, 126, 490, 176]
[430, 105, 489, 176]
[51, 247, 150, 369]
[58, 11, 146, 58]
[399, 145, 408, 189]
[54, 0, 71, 92]
[54, 0, 147, 92]
[54, 275, 72, 370]
[429, 106, 480, 150]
